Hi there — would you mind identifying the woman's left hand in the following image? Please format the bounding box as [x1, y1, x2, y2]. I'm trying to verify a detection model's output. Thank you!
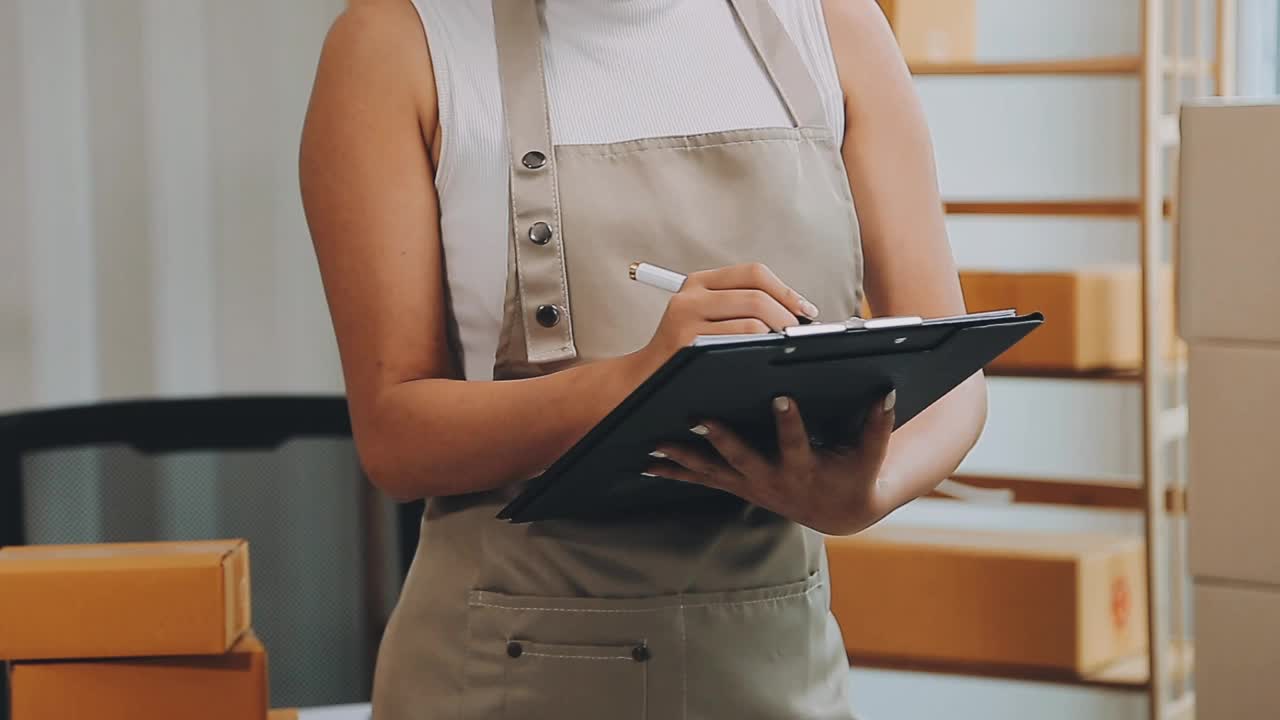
[648, 391, 897, 536]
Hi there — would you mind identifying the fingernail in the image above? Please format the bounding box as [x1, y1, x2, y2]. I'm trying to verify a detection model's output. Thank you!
[649, 450, 668, 459]
[773, 396, 791, 413]
[800, 300, 820, 319]
[690, 424, 710, 436]
[641, 472, 659, 478]
[883, 390, 897, 413]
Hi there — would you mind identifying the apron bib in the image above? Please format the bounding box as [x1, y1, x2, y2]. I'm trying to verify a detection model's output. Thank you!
[373, 1, 864, 718]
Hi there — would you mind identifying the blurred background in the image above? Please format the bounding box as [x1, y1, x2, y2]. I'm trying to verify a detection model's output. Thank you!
[1, 1, 1278, 719]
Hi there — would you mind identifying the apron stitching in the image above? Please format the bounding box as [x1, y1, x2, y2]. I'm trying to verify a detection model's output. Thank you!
[640, 650, 650, 717]
[554, 128, 832, 154]
[642, 656, 649, 719]
[506, 169, 534, 359]
[521, 652, 632, 661]
[561, 137, 824, 161]
[469, 582, 822, 614]
[501, 634, 511, 718]
[679, 604, 688, 720]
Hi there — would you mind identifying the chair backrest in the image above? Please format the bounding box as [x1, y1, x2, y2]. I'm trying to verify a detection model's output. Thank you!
[0, 396, 415, 714]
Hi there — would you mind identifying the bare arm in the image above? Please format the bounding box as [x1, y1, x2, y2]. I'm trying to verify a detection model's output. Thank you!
[300, 2, 653, 500]
[824, 0, 988, 520]
[300, 1, 817, 501]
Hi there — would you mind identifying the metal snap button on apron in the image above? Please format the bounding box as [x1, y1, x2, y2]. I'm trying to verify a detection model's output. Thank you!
[521, 150, 547, 169]
[529, 222, 553, 245]
[535, 304, 562, 328]
[506, 641, 523, 658]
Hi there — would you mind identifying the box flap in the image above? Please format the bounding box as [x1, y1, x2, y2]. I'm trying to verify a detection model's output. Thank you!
[834, 525, 1141, 559]
[0, 540, 246, 574]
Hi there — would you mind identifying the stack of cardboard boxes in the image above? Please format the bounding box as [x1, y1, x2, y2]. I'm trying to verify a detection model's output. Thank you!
[0, 540, 276, 720]
[826, 527, 1148, 676]
[961, 267, 1176, 373]
[1179, 100, 1280, 718]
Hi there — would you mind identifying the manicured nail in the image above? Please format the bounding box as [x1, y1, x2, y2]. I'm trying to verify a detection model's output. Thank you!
[800, 300, 820, 319]
[641, 472, 659, 478]
[690, 424, 710, 436]
[883, 390, 897, 413]
[773, 396, 791, 413]
[649, 450, 668, 459]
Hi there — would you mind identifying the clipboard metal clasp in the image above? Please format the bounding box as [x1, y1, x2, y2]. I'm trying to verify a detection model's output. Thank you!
[841, 316, 924, 332]
[782, 315, 924, 338]
[782, 322, 848, 338]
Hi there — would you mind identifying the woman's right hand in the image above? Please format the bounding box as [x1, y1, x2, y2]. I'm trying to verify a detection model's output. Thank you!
[636, 263, 820, 371]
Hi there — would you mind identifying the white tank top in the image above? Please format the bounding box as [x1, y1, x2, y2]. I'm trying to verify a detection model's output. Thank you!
[410, 0, 846, 380]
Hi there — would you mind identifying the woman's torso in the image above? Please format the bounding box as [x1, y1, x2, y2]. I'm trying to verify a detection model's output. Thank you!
[411, 0, 846, 381]
[373, 2, 860, 718]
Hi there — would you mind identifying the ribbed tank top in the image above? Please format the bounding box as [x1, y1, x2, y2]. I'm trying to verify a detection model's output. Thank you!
[410, 0, 846, 380]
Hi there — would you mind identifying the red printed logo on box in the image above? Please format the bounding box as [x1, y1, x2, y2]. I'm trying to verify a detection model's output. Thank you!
[1111, 575, 1132, 632]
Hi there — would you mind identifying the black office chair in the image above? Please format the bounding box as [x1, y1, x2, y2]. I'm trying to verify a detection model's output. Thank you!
[0, 396, 426, 715]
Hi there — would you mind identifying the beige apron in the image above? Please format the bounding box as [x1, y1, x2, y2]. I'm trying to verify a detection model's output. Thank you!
[373, 0, 864, 717]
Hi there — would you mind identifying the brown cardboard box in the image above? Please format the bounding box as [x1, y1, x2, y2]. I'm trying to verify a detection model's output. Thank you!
[10, 631, 269, 720]
[827, 526, 1147, 672]
[0, 540, 251, 660]
[269, 711, 300, 720]
[1179, 101, 1280, 344]
[1188, 343, 1280, 586]
[876, 0, 977, 63]
[961, 267, 1175, 371]
[1194, 581, 1280, 719]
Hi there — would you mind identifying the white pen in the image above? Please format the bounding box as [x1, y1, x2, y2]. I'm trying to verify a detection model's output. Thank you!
[628, 262, 687, 293]
[628, 261, 814, 325]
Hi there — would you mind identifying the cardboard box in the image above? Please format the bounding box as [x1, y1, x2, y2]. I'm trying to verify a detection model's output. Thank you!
[10, 631, 269, 720]
[1189, 343, 1280, 586]
[827, 526, 1147, 672]
[0, 540, 251, 660]
[1194, 581, 1280, 719]
[269, 711, 299, 720]
[961, 267, 1175, 371]
[1179, 101, 1280, 344]
[876, 0, 977, 63]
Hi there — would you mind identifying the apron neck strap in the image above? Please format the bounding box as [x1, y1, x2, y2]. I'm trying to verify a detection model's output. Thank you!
[492, 0, 578, 362]
[728, 0, 829, 129]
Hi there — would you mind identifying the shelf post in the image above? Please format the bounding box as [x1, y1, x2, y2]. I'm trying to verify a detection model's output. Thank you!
[1216, 0, 1238, 94]
[1140, 0, 1173, 718]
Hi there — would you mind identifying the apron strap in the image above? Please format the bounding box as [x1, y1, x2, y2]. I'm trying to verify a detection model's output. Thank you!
[728, 0, 830, 130]
[492, 0, 577, 363]
[489, 0, 829, 363]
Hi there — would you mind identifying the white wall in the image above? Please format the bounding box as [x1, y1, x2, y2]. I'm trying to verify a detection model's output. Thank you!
[1239, 0, 1279, 94]
[0, 0, 347, 413]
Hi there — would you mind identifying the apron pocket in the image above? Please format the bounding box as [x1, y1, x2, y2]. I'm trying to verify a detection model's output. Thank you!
[462, 571, 845, 720]
[502, 640, 647, 720]
[464, 591, 681, 720]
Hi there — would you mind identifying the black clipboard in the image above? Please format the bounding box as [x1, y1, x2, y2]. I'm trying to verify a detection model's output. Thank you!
[498, 310, 1043, 523]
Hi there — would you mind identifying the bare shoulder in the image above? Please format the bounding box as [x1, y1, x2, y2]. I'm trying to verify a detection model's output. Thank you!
[819, 0, 895, 48]
[312, 0, 435, 124]
[332, 0, 429, 57]
[819, 0, 913, 115]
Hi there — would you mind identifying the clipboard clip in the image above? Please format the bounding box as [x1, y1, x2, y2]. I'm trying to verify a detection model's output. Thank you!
[782, 315, 924, 338]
